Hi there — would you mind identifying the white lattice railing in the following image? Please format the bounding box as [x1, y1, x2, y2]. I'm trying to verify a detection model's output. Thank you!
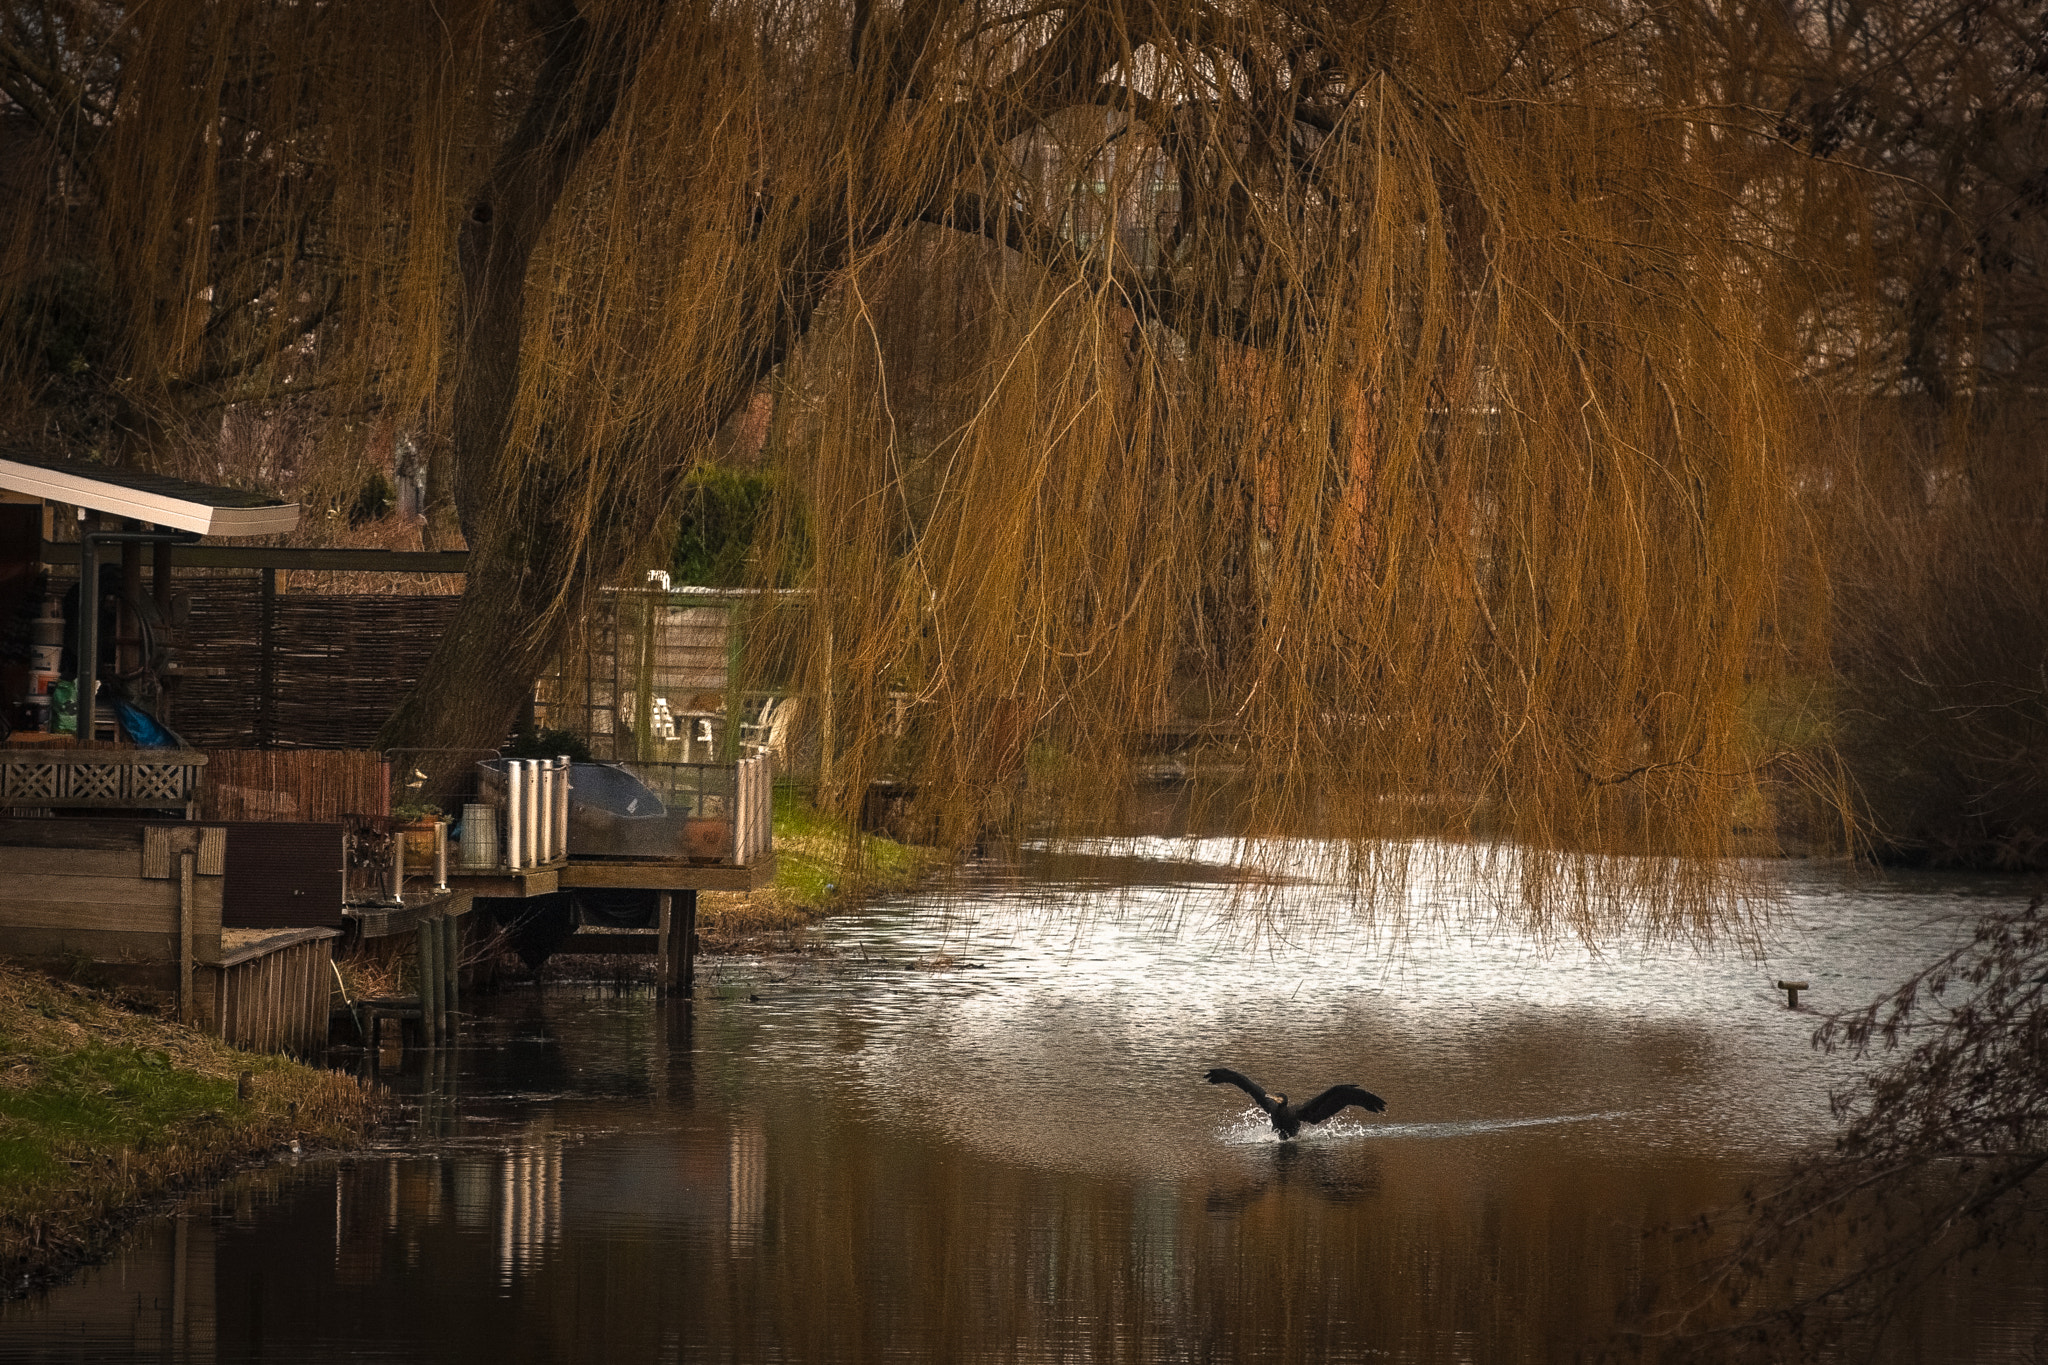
[0, 750, 208, 811]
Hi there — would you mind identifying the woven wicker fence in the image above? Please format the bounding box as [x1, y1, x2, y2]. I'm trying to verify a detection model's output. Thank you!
[199, 749, 390, 822]
[166, 577, 461, 749]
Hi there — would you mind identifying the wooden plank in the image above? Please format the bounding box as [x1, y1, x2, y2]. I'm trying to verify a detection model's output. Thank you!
[190, 876, 222, 946]
[267, 954, 282, 1053]
[45, 540, 470, 574]
[0, 900, 221, 960]
[442, 867, 559, 897]
[218, 926, 341, 968]
[418, 916, 439, 1046]
[0, 876, 179, 930]
[0, 749, 210, 767]
[301, 945, 319, 1053]
[2, 847, 146, 877]
[197, 826, 226, 876]
[0, 819, 145, 852]
[342, 889, 470, 940]
[559, 856, 774, 892]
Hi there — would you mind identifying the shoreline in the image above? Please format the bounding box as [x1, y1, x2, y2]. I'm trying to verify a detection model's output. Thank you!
[3, 795, 927, 1296]
[0, 962, 380, 1298]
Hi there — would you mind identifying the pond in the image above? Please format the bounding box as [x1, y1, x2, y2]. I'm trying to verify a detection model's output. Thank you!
[4, 842, 2043, 1363]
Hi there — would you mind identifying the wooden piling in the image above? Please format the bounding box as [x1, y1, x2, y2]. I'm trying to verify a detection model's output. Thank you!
[418, 916, 440, 1046]
[177, 851, 195, 1025]
[678, 889, 697, 996]
[656, 892, 675, 994]
[443, 913, 460, 1029]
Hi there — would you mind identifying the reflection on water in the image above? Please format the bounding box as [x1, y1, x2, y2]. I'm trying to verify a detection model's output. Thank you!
[4, 848, 2044, 1363]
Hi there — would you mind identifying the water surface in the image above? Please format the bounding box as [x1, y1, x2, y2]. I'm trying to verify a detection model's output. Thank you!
[5, 846, 2043, 1362]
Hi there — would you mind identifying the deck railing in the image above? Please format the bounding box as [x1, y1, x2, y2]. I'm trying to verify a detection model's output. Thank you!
[0, 749, 208, 815]
[582, 756, 773, 865]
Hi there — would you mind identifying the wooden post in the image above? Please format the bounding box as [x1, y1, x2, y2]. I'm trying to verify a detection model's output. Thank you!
[418, 916, 439, 1046]
[1776, 980, 1809, 1009]
[679, 889, 698, 996]
[443, 913, 460, 1034]
[178, 850, 195, 1025]
[655, 892, 673, 993]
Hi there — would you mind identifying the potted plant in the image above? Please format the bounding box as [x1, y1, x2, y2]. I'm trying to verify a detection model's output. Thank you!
[392, 800, 443, 861]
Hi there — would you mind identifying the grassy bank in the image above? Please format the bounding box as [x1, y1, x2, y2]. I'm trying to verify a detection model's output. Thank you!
[696, 787, 934, 953]
[0, 961, 377, 1293]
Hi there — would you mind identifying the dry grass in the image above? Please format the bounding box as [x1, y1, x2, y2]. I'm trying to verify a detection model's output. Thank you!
[696, 792, 936, 955]
[696, 890, 837, 956]
[0, 961, 379, 1293]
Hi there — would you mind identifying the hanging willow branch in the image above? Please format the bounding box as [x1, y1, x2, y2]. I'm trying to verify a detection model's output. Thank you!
[0, 0, 1850, 939]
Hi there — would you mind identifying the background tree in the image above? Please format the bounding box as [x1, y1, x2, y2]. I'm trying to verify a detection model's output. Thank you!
[1694, 0, 2048, 868]
[1648, 893, 2048, 1359]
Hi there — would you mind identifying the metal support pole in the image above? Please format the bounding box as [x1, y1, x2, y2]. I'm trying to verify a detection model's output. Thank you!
[76, 512, 97, 745]
[524, 760, 540, 866]
[392, 821, 406, 904]
[537, 760, 552, 865]
[506, 761, 523, 869]
[555, 756, 571, 859]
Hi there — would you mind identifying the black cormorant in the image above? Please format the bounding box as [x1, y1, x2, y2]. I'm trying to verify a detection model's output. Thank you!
[1206, 1067, 1386, 1139]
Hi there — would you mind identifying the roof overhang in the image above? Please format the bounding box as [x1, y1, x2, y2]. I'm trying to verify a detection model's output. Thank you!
[0, 455, 299, 537]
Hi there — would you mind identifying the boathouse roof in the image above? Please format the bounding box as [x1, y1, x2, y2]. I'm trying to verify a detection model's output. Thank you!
[0, 452, 299, 536]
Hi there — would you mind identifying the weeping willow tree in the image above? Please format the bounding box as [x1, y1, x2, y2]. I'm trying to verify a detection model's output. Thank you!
[0, 0, 1830, 937]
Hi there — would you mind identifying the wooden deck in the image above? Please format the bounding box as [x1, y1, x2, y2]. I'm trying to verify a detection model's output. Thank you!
[559, 854, 775, 893]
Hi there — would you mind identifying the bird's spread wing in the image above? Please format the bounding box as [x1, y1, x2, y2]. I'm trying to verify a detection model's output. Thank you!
[1205, 1068, 1279, 1114]
[1296, 1085, 1387, 1125]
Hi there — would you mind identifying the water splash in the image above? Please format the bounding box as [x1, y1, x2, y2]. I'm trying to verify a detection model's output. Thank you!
[1218, 1107, 1635, 1146]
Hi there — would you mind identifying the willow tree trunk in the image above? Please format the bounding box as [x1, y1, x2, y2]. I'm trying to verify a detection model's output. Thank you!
[379, 1, 658, 755]
[377, 0, 852, 756]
